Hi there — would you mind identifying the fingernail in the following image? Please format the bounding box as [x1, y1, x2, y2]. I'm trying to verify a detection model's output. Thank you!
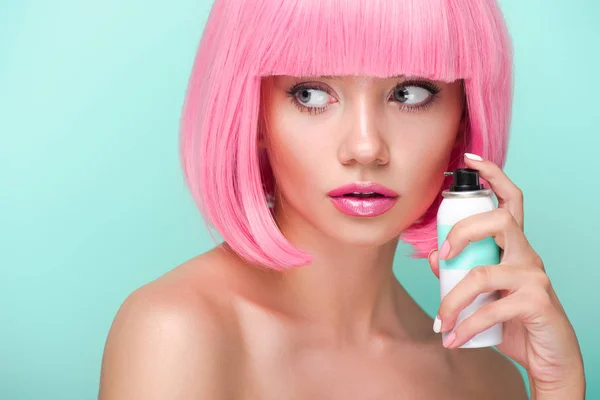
[439, 240, 451, 260]
[464, 153, 483, 161]
[427, 248, 436, 261]
[443, 331, 456, 348]
[433, 315, 442, 333]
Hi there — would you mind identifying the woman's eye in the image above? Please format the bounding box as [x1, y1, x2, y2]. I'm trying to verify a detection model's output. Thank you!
[286, 81, 440, 115]
[295, 88, 330, 107]
[392, 85, 432, 105]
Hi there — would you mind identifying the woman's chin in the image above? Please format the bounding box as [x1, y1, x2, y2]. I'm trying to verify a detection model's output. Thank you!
[321, 222, 402, 248]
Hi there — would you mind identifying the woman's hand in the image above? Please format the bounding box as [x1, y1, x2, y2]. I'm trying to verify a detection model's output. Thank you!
[428, 153, 585, 399]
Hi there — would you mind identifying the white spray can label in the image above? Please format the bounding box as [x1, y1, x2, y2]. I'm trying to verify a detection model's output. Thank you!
[437, 168, 503, 348]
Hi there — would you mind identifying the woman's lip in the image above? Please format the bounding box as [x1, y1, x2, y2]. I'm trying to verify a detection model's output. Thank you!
[329, 196, 398, 217]
[327, 182, 399, 197]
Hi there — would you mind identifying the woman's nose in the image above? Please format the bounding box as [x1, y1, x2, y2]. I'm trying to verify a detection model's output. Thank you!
[338, 100, 390, 167]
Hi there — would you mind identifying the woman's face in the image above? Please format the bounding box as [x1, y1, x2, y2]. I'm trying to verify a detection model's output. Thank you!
[260, 75, 464, 246]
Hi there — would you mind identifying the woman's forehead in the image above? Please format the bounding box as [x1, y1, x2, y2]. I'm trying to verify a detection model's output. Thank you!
[264, 75, 460, 87]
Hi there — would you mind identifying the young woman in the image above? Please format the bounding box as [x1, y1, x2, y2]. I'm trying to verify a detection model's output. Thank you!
[99, 0, 585, 398]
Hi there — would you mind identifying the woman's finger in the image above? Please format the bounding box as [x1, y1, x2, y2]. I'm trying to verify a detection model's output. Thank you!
[436, 264, 536, 332]
[442, 295, 523, 348]
[444, 286, 557, 349]
[439, 208, 526, 261]
[464, 153, 524, 228]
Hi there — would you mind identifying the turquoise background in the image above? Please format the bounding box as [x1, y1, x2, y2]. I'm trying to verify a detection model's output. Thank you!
[437, 224, 501, 271]
[1, 0, 598, 398]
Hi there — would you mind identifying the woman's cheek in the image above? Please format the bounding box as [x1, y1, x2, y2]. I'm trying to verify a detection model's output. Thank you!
[269, 145, 315, 195]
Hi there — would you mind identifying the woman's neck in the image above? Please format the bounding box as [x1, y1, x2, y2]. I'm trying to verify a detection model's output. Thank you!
[269, 202, 427, 345]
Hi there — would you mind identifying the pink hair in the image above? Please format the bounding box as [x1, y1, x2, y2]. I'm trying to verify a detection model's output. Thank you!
[179, 0, 514, 270]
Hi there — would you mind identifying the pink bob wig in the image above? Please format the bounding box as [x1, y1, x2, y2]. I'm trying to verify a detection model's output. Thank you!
[179, 0, 514, 270]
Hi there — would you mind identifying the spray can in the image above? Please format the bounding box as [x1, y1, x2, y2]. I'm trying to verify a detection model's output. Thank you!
[437, 168, 503, 348]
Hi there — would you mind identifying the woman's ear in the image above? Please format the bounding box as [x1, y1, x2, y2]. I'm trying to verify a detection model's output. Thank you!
[257, 136, 266, 149]
[257, 129, 268, 149]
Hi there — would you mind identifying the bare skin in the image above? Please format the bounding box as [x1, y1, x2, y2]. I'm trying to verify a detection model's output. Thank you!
[99, 76, 528, 399]
[99, 246, 526, 399]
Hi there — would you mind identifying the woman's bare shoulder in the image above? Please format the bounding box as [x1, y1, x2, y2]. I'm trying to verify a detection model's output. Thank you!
[98, 246, 244, 399]
[452, 347, 528, 400]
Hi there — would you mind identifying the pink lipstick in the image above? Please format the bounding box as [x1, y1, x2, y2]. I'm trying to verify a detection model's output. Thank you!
[327, 182, 399, 217]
